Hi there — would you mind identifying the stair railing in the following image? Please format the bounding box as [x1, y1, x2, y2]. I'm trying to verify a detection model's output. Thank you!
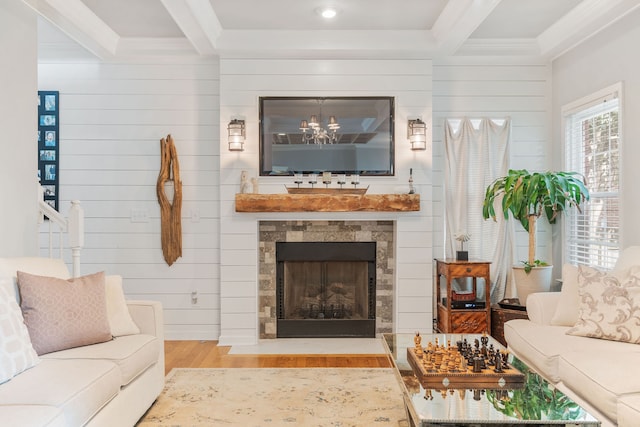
[38, 185, 84, 277]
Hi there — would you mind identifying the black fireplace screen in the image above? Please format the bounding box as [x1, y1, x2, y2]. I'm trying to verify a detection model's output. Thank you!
[276, 241, 376, 338]
[282, 261, 369, 320]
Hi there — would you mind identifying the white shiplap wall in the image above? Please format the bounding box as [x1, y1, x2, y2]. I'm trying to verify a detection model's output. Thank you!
[432, 57, 552, 291]
[218, 58, 434, 345]
[38, 58, 221, 339]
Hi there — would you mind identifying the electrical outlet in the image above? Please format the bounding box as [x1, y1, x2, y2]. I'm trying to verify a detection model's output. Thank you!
[130, 209, 148, 223]
[191, 290, 198, 305]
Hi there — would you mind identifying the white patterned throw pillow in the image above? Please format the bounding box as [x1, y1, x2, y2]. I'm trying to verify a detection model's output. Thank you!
[567, 265, 640, 343]
[0, 281, 40, 384]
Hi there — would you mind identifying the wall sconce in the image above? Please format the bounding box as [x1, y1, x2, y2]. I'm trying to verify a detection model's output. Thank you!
[407, 118, 427, 151]
[228, 119, 245, 151]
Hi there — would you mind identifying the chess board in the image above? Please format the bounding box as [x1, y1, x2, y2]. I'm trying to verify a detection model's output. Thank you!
[407, 336, 525, 390]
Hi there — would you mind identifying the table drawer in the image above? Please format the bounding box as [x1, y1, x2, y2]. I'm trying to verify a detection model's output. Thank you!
[450, 312, 488, 333]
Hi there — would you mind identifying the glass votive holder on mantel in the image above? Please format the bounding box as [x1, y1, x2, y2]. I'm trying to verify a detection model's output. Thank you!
[337, 174, 347, 188]
[322, 171, 332, 187]
[308, 173, 318, 188]
[351, 174, 360, 187]
[294, 173, 303, 187]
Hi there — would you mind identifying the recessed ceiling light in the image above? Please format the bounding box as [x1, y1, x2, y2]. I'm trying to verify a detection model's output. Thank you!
[318, 8, 338, 19]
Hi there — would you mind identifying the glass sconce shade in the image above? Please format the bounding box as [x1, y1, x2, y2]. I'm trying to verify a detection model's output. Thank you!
[408, 118, 427, 151]
[228, 119, 245, 151]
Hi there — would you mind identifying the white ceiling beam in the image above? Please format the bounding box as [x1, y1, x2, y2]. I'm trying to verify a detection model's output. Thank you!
[21, 0, 118, 60]
[160, 0, 222, 56]
[538, 0, 640, 60]
[431, 0, 503, 57]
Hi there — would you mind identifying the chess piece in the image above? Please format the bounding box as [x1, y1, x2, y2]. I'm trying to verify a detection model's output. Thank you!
[481, 332, 489, 347]
[414, 332, 423, 356]
[473, 356, 483, 373]
[494, 350, 504, 373]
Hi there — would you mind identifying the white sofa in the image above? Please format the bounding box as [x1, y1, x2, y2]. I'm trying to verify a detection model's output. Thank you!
[0, 257, 165, 427]
[505, 248, 640, 427]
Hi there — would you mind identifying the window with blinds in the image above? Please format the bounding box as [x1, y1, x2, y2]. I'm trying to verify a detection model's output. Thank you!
[563, 85, 621, 270]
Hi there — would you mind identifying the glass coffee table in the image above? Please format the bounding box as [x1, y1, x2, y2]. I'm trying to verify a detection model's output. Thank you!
[383, 333, 600, 426]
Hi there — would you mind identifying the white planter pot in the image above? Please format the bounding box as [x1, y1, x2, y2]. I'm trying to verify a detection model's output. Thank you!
[513, 265, 553, 306]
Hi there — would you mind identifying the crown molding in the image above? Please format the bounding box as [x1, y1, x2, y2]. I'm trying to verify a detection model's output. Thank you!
[455, 38, 541, 58]
[538, 0, 640, 60]
[115, 37, 202, 59]
[214, 29, 437, 59]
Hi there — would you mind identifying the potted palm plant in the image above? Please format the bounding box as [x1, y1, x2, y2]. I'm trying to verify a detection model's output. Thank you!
[482, 169, 589, 305]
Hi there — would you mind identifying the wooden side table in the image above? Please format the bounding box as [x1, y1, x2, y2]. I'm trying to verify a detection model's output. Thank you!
[491, 304, 529, 347]
[434, 259, 491, 334]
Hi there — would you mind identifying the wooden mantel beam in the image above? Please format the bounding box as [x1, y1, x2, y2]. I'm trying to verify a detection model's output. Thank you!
[235, 193, 420, 213]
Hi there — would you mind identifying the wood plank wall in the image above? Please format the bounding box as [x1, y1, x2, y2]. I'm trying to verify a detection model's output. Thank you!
[38, 58, 221, 339]
[36, 52, 551, 341]
[431, 57, 552, 289]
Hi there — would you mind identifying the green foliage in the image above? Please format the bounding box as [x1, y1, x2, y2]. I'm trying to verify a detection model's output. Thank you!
[487, 358, 582, 421]
[482, 169, 590, 264]
[482, 169, 590, 230]
[522, 260, 549, 274]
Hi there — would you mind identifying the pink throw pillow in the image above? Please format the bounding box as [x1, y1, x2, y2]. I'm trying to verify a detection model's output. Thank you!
[17, 271, 112, 355]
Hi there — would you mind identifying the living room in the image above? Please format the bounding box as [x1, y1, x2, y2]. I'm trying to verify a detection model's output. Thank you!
[2, 1, 640, 426]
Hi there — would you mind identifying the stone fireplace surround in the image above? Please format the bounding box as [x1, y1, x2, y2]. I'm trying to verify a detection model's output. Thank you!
[258, 220, 395, 339]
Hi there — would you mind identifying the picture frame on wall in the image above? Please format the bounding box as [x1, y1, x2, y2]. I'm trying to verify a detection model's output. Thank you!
[38, 90, 59, 212]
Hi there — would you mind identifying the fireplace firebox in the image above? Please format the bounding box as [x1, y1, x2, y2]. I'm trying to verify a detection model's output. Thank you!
[276, 241, 376, 338]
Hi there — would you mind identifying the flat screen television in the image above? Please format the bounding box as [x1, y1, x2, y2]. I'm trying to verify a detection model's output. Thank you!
[259, 96, 395, 176]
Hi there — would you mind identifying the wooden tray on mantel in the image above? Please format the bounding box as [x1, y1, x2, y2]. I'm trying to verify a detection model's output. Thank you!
[285, 185, 368, 195]
[407, 347, 525, 390]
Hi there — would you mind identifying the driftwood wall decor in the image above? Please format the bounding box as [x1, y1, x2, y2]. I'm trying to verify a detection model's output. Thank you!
[156, 134, 182, 266]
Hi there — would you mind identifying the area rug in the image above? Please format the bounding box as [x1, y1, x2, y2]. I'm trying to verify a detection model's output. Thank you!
[137, 368, 407, 426]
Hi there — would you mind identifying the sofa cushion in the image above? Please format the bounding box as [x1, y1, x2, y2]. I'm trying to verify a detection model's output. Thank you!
[0, 358, 120, 426]
[17, 271, 112, 355]
[42, 333, 159, 386]
[559, 349, 640, 423]
[0, 282, 39, 383]
[0, 404, 65, 427]
[105, 275, 140, 337]
[504, 319, 567, 382]
[504, 318, 640, 384]
[567, 265, 640, 344]
[550, 263, 580, 326]
[617, 394, 640, 427]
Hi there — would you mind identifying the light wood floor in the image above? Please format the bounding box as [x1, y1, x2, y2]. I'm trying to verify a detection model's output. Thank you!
[164, 340, 392, 375]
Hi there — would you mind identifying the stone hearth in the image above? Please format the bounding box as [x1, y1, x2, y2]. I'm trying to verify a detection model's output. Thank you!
[259, 220, 395, 339]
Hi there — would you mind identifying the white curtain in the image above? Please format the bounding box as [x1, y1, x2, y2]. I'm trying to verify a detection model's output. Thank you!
[444, 118, 515, 303]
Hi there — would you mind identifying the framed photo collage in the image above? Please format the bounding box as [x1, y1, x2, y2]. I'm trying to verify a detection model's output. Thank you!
[38, 91, 59, 211]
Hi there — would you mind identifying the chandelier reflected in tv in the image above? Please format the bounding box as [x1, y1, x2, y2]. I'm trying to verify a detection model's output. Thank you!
[299, 109, 340, 144]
